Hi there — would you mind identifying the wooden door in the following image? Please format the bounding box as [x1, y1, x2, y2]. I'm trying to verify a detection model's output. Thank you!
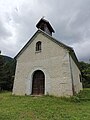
[32, 70, 45, 95]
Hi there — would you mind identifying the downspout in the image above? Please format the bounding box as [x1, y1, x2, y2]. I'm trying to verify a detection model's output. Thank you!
[69, 53, 75, 95]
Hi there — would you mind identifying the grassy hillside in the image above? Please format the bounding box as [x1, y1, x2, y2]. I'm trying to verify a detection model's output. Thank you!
[0, 89, 90, 120]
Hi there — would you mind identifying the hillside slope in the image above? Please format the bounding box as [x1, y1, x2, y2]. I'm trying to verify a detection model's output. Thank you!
[0, 89, 90, 120]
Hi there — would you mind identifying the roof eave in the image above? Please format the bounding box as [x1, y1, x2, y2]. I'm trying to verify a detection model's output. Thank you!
[14, 30, 40, 59]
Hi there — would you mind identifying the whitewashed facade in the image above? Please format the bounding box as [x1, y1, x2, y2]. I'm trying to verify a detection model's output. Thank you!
[13, 19, 82, 96]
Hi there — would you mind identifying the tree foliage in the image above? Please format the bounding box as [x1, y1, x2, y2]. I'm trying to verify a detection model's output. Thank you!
[0, 55, 16, 91]
[79, 61, 90, 88]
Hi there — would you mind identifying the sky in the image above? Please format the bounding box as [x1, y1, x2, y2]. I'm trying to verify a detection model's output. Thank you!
[0, 0, 90, 62]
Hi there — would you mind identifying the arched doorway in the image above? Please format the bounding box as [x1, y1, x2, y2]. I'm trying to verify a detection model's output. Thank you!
[32, 70, 45, 95]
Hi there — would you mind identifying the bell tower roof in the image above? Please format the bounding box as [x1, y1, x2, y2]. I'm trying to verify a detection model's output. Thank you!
[36, 18, 55, 36]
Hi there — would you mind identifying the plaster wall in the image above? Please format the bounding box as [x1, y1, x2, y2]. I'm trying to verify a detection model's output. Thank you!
[69, 56, 82, 93]
[13, 33, 74, 96]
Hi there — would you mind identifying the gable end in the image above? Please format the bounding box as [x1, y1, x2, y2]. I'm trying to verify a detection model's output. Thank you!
[14, 29, 80, 70]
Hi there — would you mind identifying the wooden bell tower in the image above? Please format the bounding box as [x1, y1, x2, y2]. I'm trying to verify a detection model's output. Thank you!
[36, 18, 55, 36]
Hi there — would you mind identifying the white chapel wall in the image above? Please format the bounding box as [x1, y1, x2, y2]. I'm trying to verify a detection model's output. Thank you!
[69, 56, 82, 93]
[13, 33, 74, 96]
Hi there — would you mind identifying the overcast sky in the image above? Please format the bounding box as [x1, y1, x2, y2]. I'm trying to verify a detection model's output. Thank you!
[0, 0, 90, 62]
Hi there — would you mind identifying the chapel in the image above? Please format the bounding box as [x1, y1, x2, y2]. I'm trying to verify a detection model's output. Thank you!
[13, 18, 82, 96]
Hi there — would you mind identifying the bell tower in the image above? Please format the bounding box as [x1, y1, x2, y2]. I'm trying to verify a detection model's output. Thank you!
[36, 18, 55, 36]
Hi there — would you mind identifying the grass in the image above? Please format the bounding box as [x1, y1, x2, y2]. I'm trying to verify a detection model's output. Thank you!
[0, 89, 90, 120]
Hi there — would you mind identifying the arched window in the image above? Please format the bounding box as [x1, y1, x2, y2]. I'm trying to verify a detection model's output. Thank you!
[36, 41, 41, 51]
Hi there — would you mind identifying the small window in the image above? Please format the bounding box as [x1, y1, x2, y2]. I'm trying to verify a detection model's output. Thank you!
[36, 41, 41, 51]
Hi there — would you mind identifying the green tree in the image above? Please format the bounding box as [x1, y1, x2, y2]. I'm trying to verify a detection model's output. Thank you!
[0, 55, 16, 91]
[79, 61, 90, 88]
[0, 55, 5, 90]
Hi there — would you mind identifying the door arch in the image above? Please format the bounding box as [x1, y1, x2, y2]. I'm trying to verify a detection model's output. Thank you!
[32, 70, 45, 95]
